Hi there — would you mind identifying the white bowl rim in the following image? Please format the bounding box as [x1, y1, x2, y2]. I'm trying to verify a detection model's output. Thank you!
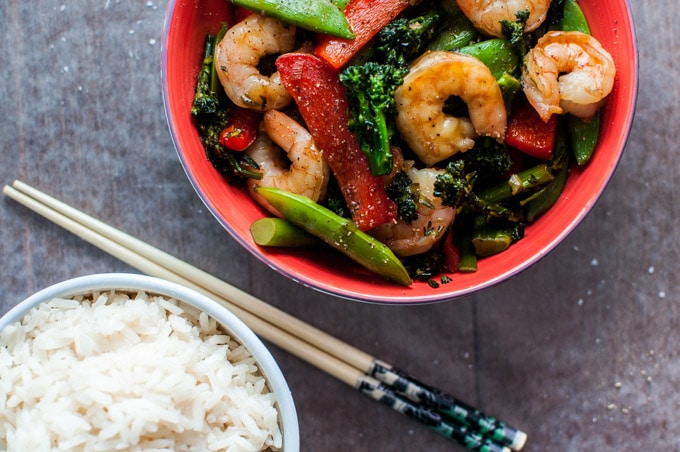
[0, 273, 300, 452]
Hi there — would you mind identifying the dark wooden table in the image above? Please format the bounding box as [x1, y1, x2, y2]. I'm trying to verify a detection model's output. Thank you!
[1, 1, 676, 450]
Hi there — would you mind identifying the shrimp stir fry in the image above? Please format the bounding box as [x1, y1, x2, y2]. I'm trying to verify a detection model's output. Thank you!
[215, 14, 296, 110]
[195, 2, 617, 277]
[395, 51, 507, 166]
[455, 0, 552, 37]
[522, 30, 616, 122]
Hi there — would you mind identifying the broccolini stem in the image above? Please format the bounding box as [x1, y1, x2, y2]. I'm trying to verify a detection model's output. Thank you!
[191, 34, 219, 116]
[477, 164, 555, 204]
[457, 233, 478, 272]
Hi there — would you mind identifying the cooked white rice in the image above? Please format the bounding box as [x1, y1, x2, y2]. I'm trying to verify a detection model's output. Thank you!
[0, 290, 282, 452]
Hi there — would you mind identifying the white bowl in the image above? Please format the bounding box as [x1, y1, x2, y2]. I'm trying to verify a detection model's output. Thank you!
[0, 273, 299, 451]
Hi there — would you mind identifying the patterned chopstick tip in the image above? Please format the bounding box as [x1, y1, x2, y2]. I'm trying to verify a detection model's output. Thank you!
[356, 375, 511, 452]
[370, 360, 527, 451]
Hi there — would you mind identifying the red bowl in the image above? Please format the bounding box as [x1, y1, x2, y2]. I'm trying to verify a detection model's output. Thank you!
[161, 0, 638, 304]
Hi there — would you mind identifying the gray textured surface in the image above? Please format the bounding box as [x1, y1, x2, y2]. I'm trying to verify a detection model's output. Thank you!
[1, 0, 678, 450]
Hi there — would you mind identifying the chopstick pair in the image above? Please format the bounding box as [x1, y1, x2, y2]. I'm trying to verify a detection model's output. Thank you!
[3, 180, 526, 452]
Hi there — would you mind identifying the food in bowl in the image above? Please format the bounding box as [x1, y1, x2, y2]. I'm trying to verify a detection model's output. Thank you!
[162, 0, 636, 301]
[0, 275, 296, 451]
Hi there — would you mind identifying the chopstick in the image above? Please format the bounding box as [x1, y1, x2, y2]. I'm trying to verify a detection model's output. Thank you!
[4, 180, 526, 451]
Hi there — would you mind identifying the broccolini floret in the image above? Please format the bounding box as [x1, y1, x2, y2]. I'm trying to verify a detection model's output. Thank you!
[375, 10, 444, 68]
[501, 10, 531, 58]
[462, 137, 514, 182]
[340, 63, 407, 176]
[339, 11, 443, 176]
[386, 171, 419, 222]
[191, 34, 220, 116]
[432, 160, 477, 210]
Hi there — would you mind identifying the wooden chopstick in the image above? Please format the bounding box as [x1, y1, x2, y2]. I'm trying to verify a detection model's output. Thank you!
[4, 180, 525, 451]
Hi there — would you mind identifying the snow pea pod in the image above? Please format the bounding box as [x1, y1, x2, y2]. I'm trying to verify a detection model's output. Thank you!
[458, 39, 520, 80]
[557, 0, 600, 166]
[428, 0, 478, 51]
[255, 187, 412, 286]
[557, 0, 590, 33]
[230, 0, 354, 39]
[525, 123, 571, 221]
[250, 217, 321, 247]
[567, 111, 600, 165]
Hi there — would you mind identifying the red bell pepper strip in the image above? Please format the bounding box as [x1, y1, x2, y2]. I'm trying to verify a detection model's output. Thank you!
[276, 52, 397, 231]
[314, 0, 410, 70]
[440, 228, 461, 273]
[219, 106, 261, 151]
[504, 99, 559, 160]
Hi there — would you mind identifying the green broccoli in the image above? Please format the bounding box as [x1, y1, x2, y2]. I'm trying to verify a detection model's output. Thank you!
[191, 34, 220, 116]
[462, 137, 514, 181]
[501, 9, 531, 58]
[432, 160, 477, 210]
[339, 11, 443, 176]
[434, 159, 525, 224]
[375, 10, 444, 67]
[386, 171, 419, 222]
[340, 62, 407, 176]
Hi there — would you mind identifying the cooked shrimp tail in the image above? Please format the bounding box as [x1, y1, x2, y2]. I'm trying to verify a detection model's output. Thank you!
[394, 51, 507, 166]
[215, 14, 296, 111]
[522, 30, 616, 122]
[246, 110, 329, 216]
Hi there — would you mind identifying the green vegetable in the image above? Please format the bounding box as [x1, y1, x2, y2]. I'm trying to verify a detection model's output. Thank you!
[457, 233, 478, 272]
[433, 158, 522, 223]
[339, 62, 406, 175]
[339, 11, 442, 176]
[386, 171, 419, 223]
[457, 39, 521, 112]
[376, 11, 443, 66]
[558, 0, 590, 33]
[230, 0, 354, 39]
[433, 160, 477, 211]
[427, 0, 478, 51]
[331, 0, 350, 10]
[500, 9, 531, 58]
[567, 111, 600, 166]
[463, 137, 514, 181]
[471, 216, 524, 257]
[458, 39, 520, 79]
[254, 187, 412, 286]
[477, 164, 555, 204]
[558, 0, 600, 166]
[526, 124, 571, 221]
[250, 218, 321, 247]
[191, 34, 220, 116]
[497, 72, 522, 113]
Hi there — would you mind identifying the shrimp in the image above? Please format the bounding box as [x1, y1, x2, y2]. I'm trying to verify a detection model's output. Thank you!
[521, 30, 616, 122]
[215, 14, 296, 111]
[455, 0, 552, 37]
[394, 51, 507, 166]
[371, 166, 456, 257]
[246, 110, 330, 216]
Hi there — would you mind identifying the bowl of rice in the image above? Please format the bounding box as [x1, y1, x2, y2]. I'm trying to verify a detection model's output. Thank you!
[0, 273, 299, 451]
